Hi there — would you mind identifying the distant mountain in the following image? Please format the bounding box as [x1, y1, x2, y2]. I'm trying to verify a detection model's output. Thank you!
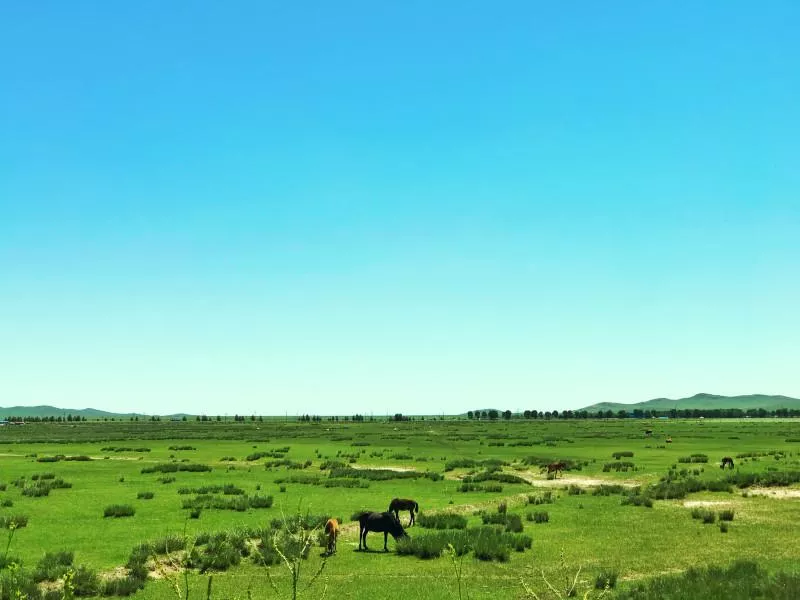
[578, 393, 800, 413]
[0, 405, 150, 419]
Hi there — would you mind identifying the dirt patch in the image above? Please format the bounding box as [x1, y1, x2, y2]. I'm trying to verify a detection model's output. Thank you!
[683, 500, 732, 508]
[746, 488, 800, 499]
[147, 553, 186, 580]
[349, 464, 419, 473]
[515, 471, 639, 488]
[100, 566, 129, 581]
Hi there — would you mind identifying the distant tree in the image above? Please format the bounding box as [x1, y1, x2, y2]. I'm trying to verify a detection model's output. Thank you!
[488, 409, 499, 420]
[552, 410, 559, 419]
[502, 410, 512, 420]
[467, 411, 474, 419]
[481, 411, 488, 420]
[617, 410, 627, 419]
[523, 410, 531, 419]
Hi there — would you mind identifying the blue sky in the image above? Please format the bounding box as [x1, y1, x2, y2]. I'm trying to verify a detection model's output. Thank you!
[1, 2, 798, 415]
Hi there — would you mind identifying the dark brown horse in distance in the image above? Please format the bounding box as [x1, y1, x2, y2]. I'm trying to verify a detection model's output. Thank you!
[388, 498, 419, 526]
[541, 461, 566, 478]
[324, 518, 339, 555]
[720, 456, 735, 469]
[355, 511, 408, 552]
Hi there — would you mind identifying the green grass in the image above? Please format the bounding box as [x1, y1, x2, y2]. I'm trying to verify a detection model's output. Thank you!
[0, 418, 798, 598]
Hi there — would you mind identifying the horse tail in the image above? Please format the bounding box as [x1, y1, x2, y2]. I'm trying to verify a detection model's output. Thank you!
[414, 501, 419, 514]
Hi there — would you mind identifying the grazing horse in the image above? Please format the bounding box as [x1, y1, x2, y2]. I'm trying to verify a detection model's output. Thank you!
[324, 518, 339, 555]
[645, 429, 653, 437]
[720, 456, 735, 470]
[356, 511, 408, 552]
[666, 437, 673, 444]
[388, 498, 419, 526]
[541, 461, 565, 478]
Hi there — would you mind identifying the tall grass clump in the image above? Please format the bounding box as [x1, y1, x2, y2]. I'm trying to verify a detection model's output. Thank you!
[104, 504, 136, 518]
[417, 513, 467, 530]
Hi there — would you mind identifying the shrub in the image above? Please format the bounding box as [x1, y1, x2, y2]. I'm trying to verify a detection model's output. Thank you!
[595, 570, 618, 589]
[497, 501, 507, 514]
[602, 461, 636, 472]
[157, 476, 176, 484]
[104, 504, 136, 518]
[71, 565, 99, 596]
[141, 463, 211, 474]
[0, 515, 29, 529]
[137, 491, 154, 500]
[568, 485, 585, 495]
[613, 560, 800, 600]
[505, 514, 523, 533]
[593, 484, 627, 496]
[531, 511, 549, 523]
[33, 551, 74, 582]
[150, 535, 186, 555]
[0, 499, 12, 507]
[621, 492, 653, 508]
[168, 445, 196, 451]
[691, 508, 716, 524]
[720, 522, 729, 533]
[612, 451, 634, 459]
[718, 509, 735, 521]
[527, 491, 554, 505]
[417, 513, 467, 530]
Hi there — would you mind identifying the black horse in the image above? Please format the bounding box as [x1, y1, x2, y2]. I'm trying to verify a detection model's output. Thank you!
[388, 498, 419, 526]
[720, 456, 735, 469]
[356, 511, 408, 551]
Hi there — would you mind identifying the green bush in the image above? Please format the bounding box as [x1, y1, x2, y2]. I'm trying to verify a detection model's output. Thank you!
[595, 570, 618, 589]
[614, 560, 800, 600]
[71, 565, 99, 596]
[527, 491, 554, 505]
[417, 513, 467, 530]
[718, 509, 735, 521]
[33, 551, 74, 582]
[530, 511, 549, 523]
[137, 491, 154, 500]
[104, 504, 136, 518]
[505, 514, 523, 533]
[0, 515, 29, 529]
[691, 508, 716, 524]
[141, 463, 211, 474]
[612, 451, 634, 459]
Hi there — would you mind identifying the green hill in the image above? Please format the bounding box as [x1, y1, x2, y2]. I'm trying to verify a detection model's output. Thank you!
[0, 405, 149, 419]
[578, 393, 800, 413]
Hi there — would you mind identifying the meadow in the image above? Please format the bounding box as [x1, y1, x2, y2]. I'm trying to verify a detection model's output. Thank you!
[0, 417, 799, 599]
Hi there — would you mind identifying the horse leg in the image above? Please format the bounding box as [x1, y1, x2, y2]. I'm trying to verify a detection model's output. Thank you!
[384, 531, 389, 552]
[358, 525, 364, 551]
[410, 509, 415, 527]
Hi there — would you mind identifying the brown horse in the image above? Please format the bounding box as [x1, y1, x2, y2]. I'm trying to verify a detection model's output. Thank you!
[720, 457, 735, 470]
[388, 498, 419, 526]
[324, 518, 339, 555]
[541, 461, 565, 478]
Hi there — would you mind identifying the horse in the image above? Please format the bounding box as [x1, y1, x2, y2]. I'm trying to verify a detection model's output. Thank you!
[324, 518, 339, 555]
[720, 456, 735, 470]
[666, 437, 673, 444]
[355, 511, 408, 552]
[388, 498, 419, 526]
[541, 461, 565, 478]
[645, 429, 653, 437]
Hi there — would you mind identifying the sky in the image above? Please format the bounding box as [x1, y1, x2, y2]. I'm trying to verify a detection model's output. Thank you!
[1, 2, 798, 416]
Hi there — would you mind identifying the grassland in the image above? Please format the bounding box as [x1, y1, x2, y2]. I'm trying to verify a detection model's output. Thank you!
[0, 418, 799, 599]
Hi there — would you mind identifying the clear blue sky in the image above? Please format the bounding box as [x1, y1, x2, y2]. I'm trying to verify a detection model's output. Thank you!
[1, 2, 798, 416]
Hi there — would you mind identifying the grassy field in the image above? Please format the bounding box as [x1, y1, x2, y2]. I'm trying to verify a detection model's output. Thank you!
[0, 418, 799, 599]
